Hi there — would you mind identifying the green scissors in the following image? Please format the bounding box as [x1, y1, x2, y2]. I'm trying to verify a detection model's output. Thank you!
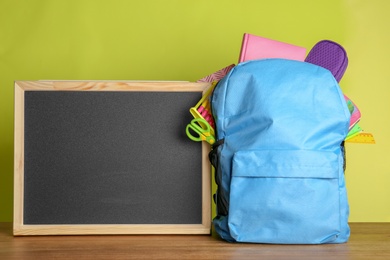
[186, 118, 215, 145]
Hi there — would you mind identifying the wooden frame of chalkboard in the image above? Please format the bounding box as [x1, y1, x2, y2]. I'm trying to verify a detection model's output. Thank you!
[14, 80, 212, 236]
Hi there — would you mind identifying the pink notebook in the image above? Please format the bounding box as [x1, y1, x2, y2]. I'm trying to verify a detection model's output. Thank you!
[238, 33, 307, 63]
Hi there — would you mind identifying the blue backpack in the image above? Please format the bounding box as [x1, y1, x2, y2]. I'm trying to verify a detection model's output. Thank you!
[209, 58, 351, 244]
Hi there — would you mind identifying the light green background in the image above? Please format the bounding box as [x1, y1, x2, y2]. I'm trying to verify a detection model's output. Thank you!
[1, 0, 389, 222]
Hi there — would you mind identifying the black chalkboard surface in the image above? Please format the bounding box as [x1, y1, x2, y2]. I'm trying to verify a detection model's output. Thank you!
[14, 81, 212, 236]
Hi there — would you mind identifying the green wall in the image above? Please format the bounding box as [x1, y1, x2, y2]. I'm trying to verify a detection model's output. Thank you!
[1, 0, 389, 222]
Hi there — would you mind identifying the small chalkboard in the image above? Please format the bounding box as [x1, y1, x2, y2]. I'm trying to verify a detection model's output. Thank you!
[14, 81, 212, 236]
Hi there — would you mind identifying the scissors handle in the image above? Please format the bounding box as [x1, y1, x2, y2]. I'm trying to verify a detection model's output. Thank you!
[186, 119, 215, 145]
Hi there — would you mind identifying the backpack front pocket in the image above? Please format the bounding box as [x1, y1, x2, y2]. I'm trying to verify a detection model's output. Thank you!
[228, 150, 342, 244]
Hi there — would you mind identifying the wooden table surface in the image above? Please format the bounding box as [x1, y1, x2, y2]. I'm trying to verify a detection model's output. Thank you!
[1, 222, 389, 259]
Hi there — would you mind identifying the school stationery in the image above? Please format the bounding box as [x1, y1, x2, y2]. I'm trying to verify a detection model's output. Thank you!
[186, 118, 215, 145]
[305, 40, 348, 82]
[238, 33, 307, 63]
[189, 82, 217, 131]
[345, 132, 375, 144]
[197, 64, 235, 83]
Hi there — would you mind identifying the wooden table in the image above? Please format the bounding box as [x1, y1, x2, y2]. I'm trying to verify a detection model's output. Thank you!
[1, 222, 389, 259]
